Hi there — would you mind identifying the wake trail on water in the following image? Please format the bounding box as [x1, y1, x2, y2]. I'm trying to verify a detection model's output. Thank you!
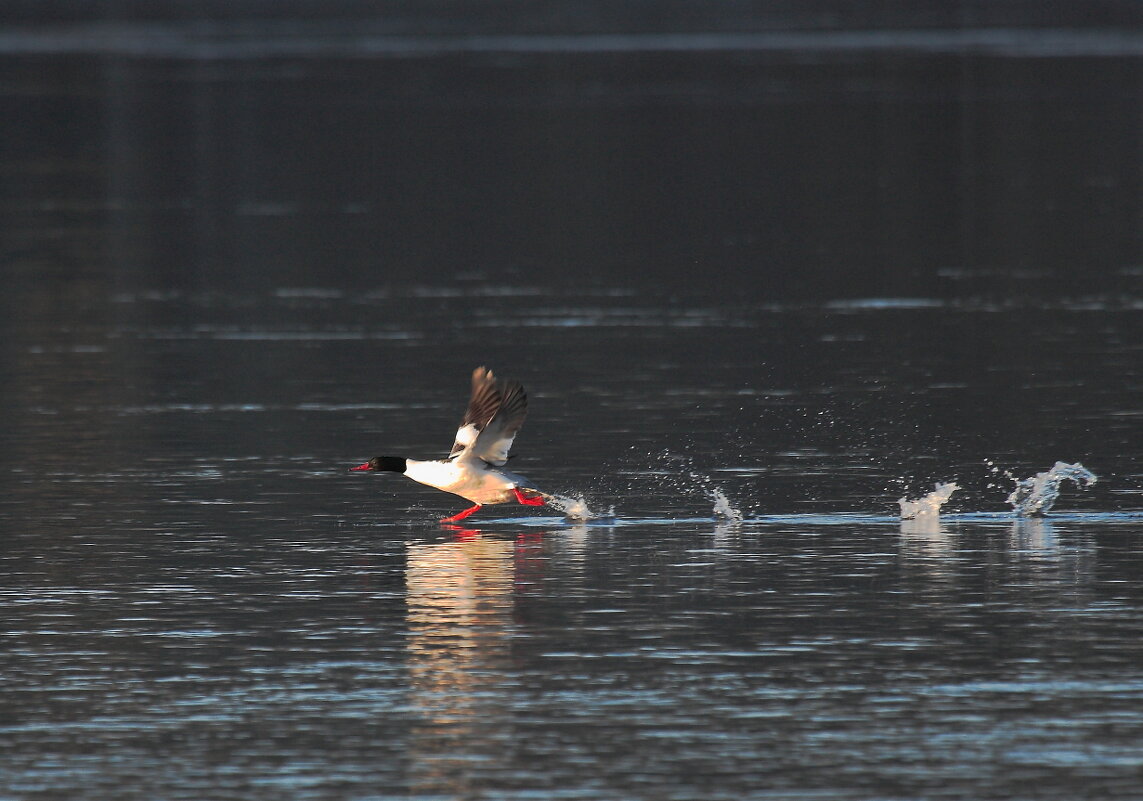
[536, 486, 743, 525]
[538, 480, 742, 525]
[528, 458, 1100, 528]
[537, 449, 752, 524]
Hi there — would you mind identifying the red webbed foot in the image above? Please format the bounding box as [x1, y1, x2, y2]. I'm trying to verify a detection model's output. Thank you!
[513, 488, 546, 507]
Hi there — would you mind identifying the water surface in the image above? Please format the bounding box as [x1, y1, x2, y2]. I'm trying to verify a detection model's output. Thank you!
[5, 285, 1143, 800]
[3, 11, 1143, 800]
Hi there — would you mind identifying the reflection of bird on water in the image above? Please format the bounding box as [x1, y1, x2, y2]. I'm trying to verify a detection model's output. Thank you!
[350, 366, 547, 522]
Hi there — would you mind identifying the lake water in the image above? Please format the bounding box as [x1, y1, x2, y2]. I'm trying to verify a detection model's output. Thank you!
[3, 11, 1143, 801]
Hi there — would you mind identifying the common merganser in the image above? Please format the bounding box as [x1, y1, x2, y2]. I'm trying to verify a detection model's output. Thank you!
[350, 366, 547, 522]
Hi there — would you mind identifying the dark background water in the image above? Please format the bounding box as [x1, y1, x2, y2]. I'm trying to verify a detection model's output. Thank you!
[3, 4, 1143, 800]
[3, 3, 1141, 298]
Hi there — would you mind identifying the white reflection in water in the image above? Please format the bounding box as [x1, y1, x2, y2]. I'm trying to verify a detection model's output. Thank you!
[560, 524, 591, 560]
[1009, 518, 1058, 555]
[899, 514, 951, 543]
[403, 530, 545, 797]
[1005, 520, 1098, 603]
[711, 520, 740, 547]
[898, 520, 957, 585]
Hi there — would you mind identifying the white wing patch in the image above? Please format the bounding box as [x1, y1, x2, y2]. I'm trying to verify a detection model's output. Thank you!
[447, 367, 528, 467]
[471, 426, 518, 466]
[449, 423, 481, 459]
[454, 424, 480, 448]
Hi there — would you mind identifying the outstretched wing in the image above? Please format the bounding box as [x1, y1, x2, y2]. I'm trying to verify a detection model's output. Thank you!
[449, 366, 528, 466]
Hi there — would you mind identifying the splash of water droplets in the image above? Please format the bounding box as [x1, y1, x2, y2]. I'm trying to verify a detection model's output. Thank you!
[1006, 461, 1096, 517]
[711, 488, 744, 523]
[543, 492, 613, 523]
[899, 482, 959, 520]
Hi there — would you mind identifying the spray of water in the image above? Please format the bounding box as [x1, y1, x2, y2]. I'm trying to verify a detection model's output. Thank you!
[620, 448, 750, 519]
[898, 482, 959, 520]
[541, 492, 612, 523]
[711, 488, 744, 523]
[1006, 461, 1097, 517]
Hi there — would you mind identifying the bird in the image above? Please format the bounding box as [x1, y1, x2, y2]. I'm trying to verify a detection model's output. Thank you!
[350, 366, 547, 522]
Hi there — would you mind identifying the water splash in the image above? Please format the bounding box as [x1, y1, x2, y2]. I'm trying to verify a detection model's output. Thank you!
[711, 488, 744, 523]
[1006, 461, 1097, 517]
[543, 492, 613, 523]
[621, 449, 747, 518]
[899, 482, 959, 520]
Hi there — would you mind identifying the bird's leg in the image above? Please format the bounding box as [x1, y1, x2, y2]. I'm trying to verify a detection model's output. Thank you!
[513, 488, 546, 507]
[441, 504, 482, 523]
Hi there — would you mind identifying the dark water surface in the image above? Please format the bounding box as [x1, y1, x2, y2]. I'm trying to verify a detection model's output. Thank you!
[4, 10, 1143, 801]
[5, 286, 1143, 800]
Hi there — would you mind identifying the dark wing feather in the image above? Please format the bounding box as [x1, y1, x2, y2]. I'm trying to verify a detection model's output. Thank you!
[461, 367, 506, 429]
[449, 367, 529, 465]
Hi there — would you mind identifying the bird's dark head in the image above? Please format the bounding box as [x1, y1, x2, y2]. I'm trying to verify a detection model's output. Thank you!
[349, 456, 407, 473]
